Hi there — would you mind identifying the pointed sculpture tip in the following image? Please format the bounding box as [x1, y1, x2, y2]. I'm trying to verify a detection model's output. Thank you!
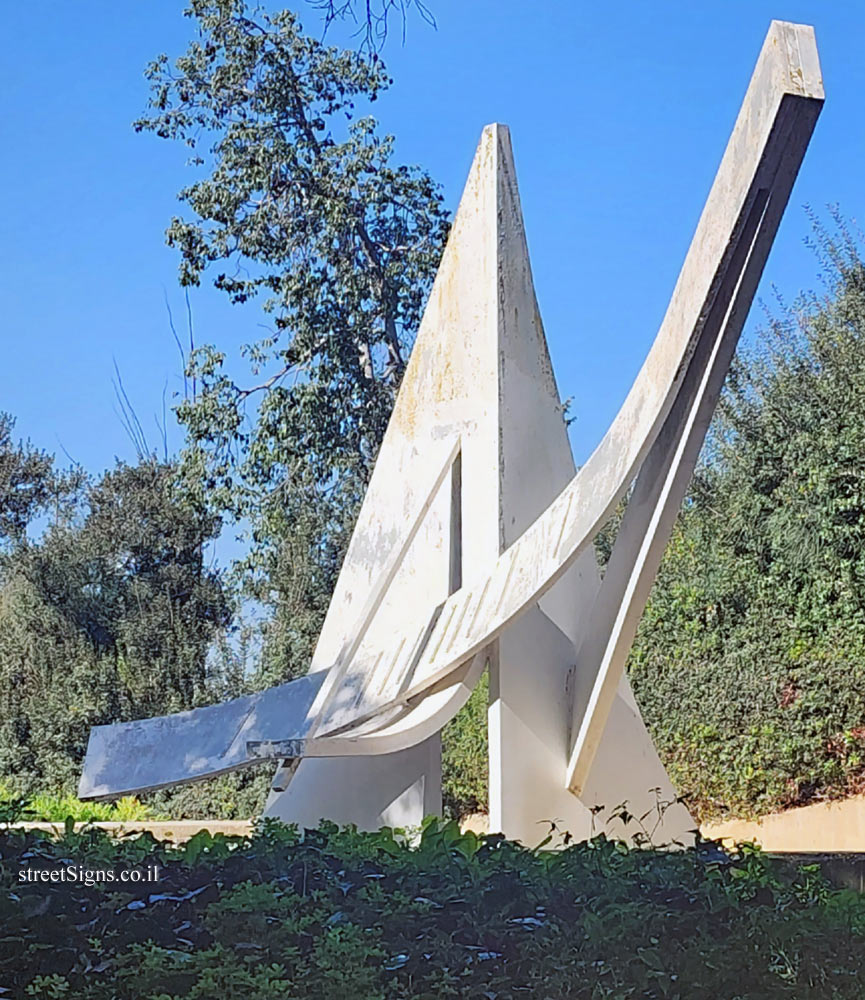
[768, 18, 814, 31]
[479, 123, 513, 165]
[466, 124, 515, 183]
[765, 19, 823, 101]
[482, 122, 510, 141]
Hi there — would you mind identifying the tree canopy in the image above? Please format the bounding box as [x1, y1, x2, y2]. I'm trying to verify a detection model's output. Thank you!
[138, 0, 449, 680]
[0, 441, 230, 795]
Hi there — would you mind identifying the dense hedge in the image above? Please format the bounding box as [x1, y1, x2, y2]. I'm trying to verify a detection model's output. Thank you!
[2, 818, 864, 998]
[630, 230, 865, 821]
[437, 230, 865, 825]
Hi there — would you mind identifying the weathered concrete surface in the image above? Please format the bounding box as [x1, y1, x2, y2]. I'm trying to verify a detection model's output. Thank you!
[302, 25, 823, 767]
[269, 124, 687, 844]
[78, 21, 823, 851]
[566, 20, 823, 795]
[477, 126, 664, 846]
[259, 21, 823, 843]
[79, 671, 326, 799]
[265, 123, 542, 830]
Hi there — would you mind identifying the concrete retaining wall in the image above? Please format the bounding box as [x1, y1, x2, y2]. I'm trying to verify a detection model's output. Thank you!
[8, 793, 865, 853]
[701, 795, 865, 853]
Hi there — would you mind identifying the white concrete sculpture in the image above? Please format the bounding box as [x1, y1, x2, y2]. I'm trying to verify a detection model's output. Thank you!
[79, 21, 823, 846]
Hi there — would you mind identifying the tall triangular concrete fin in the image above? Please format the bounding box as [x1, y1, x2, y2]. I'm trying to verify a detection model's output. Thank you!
[266, 124, 514, 829]
[486, 127, 690, 845]
[287, 123, 582, 669]
[486, 126, 601, 840]
[266, 124, 686, 843]
[494, 127, 576, 544]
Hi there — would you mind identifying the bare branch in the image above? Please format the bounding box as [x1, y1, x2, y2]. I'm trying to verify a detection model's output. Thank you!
[112, 359, 150, 460]
[163, 290, 189, 400]
[308, 0, 436, 52]
[234, 364, 294, 402]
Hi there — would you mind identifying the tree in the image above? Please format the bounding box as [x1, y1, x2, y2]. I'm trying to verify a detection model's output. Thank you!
[629, 219, 865, 820]
[0, 413, 80, 548]
[137, 0, 449, 680]
[0, 444, 231, 794]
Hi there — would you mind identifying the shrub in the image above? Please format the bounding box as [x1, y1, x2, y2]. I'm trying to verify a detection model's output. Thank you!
[2, 818, 864, 998]
[25, 792, 163, 824]
[630, 224, 865, 822]
[0, 783, 165, 824]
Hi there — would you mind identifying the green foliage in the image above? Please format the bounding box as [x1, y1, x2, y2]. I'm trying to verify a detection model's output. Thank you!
[0, 413, 81, 547]
[442, 668, 489, 817]
[0, 782, 165, 825]
[0, 446, 231, 796]
[20, 791, 163, 824]
[630, 219, 865, 821]
[147, 765, 271, 821]
[2, 820, 865, 998]
[137, 0, 449, 683]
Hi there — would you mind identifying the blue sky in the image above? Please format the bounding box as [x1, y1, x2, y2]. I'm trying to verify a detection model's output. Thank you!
[3, 2, 864, 539]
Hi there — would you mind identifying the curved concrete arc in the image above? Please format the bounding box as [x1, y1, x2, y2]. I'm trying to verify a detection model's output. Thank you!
[566, 106, 821, 794]
[79, 671, 327, 800]
[79, 23, 823, 839]
[252, 649, 490, 760]
[311, 21, 824, 747]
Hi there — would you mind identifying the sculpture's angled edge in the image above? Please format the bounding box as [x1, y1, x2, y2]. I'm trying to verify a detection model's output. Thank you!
[566, 19, 824, 795]
[78, 20, 823, 846]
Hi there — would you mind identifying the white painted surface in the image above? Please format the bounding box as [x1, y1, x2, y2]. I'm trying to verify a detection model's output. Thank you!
[79, 22, 822, 852]
[566, 21, 824, 794]
[266, 736, 442, 832]
[79, 669, 326, 799]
